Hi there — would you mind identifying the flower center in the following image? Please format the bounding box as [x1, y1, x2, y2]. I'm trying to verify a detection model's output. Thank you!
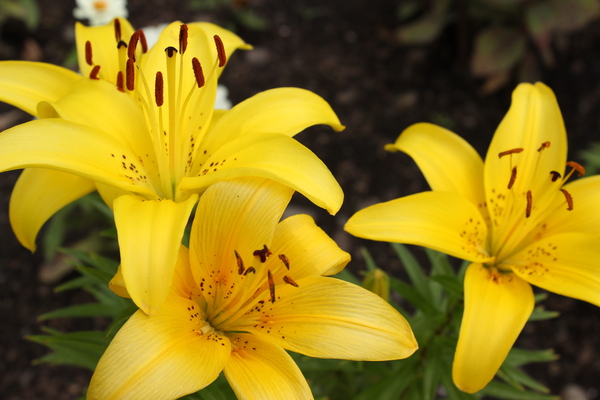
[93, 1, 107, 11]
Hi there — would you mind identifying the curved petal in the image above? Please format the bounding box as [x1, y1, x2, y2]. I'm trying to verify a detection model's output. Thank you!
[75, 18, 135, 83]
[0, 118, 156, 197]
[179, 133, 343, 215]
[0, 61, 80, 116]
[508, 232, 600, 307]
[345, 191, 492, 263]
[224, 333, 312, 400]
[114, 194, 198, 315]
[453, 263, 534, 393]
[9, 168, 95, 251]
[267, 214, 350, 279]
[87, 295, 231, 400]
[108, 265, 130, 298]
[240, 276, 418, 361]
[386, 122, 485, 209]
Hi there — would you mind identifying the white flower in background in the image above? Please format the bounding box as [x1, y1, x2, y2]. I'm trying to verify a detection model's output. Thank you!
[73, 0, 128, 26]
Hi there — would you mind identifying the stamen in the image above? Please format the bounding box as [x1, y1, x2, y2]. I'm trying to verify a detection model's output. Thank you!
[117, 40, 128, 49]
[214, 35, 226, 67]
[128, 31, 140, 60]
[283, 275, 299, 287]
[114, 18, 122, 43]
[85, 41, 93, 66]
[550, 171, 561, 182]
[89, 65, 101, 80]
[126, 58, 135, 91]
[154, 71, 164, 107]
[498, 148, 524, 158]
[243, 267, 256, 276]
[253, 245, 272, 263]
[560, 188, 574, 211]
[179, 24, 188, 55]
[234, 250, 245, 275]
[278, 254, 290, 270]
[267, 269, 276, 303]
[116, 71, 124, 92]
[165, 46, 178, 58]
[191, 58, 205, 88]
[507, 166, 517, 189]
[567, 161, 585, 177]
[525, 190, 532, 218]
[138, 29, 148, 53]
[537, 141, 551, 152]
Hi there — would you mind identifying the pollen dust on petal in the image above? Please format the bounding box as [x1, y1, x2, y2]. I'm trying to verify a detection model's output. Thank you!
[512, 242, 557, 280]
[458, 217, 488, 259]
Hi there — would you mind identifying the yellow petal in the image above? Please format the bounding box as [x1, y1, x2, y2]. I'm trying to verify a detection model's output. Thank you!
[453, 263, 534, 393]
[0, 118, 156, 198]
[0, 61, 80, 116]
[108, 265, 130, 298]
[224, 333, 312, 400]
[88, 295, 231, 400]
[180, 133, 343, 215]
[484, 82, 567, 200]
[242, 276, 418, 361]
[508, 232, 600, 307]
[75, 18, 135, 83]
[386, 122, 485, 209]
[267, 214, 350, 279]
[114, 194, 198, 315]
[345, 191, 492, 263]
[9, 169, 95, 251]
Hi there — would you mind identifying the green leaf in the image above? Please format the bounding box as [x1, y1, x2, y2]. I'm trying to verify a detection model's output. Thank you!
[471, 26, 527, 77]
[352, 357, 418, 400]
[499, 363, 551, 393]
[389, 276, 438, 315]
[429, 274, 463, 299]
[27, 330, 107, 371]
[391, 243, 435, 304]
[395, 0, 450, 45]
[505, 348, 558, 367]
[481, 381, 559, 399]
[360, 247, 378, 272]
[334, 268, 361, 285]
[38, 303, 119, 320]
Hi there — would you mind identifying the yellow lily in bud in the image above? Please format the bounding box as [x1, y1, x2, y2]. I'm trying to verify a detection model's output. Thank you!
[88, 178, 418, 400]
[345, 82, 600, 393]
[0, 19, 344, 315]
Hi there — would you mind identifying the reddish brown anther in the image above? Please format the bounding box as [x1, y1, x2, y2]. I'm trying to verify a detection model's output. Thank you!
[191, 57, 205, 88]
[214, 35, 226, 67]
[253, 245, 272, 263]
[138, 29, 148, 53]
[89, 65, 101, 80]
[114, 18, 122, 43]
[126, 58, 135, 91]
[117, 40, 128, 50]
[267, 270, 276, 303]
[234, 250, 245, 275]
[154, 71, 164, 107]
[525, 190, 532, 218]
[498, 148, 524, 158]
[179, 24, 188, 55]
[85, 41, 93, 66]
[537, 141, 551, 152]
[116, 71, 124, 92]
[127, 31, 140, 60]
[550, 171, 561, 182]
[508, 166, 517, 189]
[567, 161, 585, 177]
[165, 46, 177, 58]
[278, 254, 290, 270]
[243, 267, 256, 276]
[283, 275, 299, 287]
[560, 188, 574, 211]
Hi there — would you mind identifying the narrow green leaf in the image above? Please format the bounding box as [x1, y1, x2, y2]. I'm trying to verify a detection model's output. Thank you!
[481, 381, 559, 400]
[391, 243, 435, 304]
[505, 348, 558, 367]
[360, 247, 378, 272]
[389, 276, 438, 315]
[500, 363, 551, 393]
[27, 330, 107, 371]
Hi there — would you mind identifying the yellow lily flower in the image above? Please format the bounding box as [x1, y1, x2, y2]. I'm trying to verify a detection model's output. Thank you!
[345, 82, 600, 393]
[88, 177, 418, 400]
[0, 19, 344, 315]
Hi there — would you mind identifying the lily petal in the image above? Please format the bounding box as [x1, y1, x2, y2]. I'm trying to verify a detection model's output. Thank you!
[386, 122, 485, 209]
[180, 133, 343, 215]
[453, 263, 534, 393]
[88, 295, 230, 400]
[224, 333, 312, 400]
[0, 61, 80, 116]
[509, 232, 600, 307]
[267, 214, 350, 279]
[0, 118, 157, 197]
[243, 276, 418, 361]
[114, 194, 198, 315]
[345, 191, 492, 263]
[9, 168, 95, 251]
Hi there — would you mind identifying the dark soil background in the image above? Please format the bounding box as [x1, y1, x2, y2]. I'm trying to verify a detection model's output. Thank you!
[1, 1, 600, 399]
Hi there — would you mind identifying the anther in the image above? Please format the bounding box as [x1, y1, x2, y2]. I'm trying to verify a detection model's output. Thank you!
[560, 188, 574, 211]
[507, 166, 517, 189]
[550, 171, 561, 182]
[116, 71, 124, 92]
[566, 161, 585, 177]
[283, 275, 299, 287]
[267, 270, 276, 303]
[89, 65, 101, 80]
[191, 58, 205, 88]
[165, 46, 178, 58]
[179, 24, 188, 55]
[138, 29, 148, 53]
[154, 71, 164, 107]
[214, 35, 226, 67]
[537, 141, 551, 152]
[525, 190, 532, 218]
[498, 148, 524, 158]
[85, 41, 93, 66]
[234, 250, 245, 275]
[126, 58, 135, 91]
[278, 254, 290, 270]
[127, 31, 140, 60]
[253, 245, 272, 263]
[117, 40, 128, 49]
[243, 267, 256, 276]
[114, 19, 122, 43]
